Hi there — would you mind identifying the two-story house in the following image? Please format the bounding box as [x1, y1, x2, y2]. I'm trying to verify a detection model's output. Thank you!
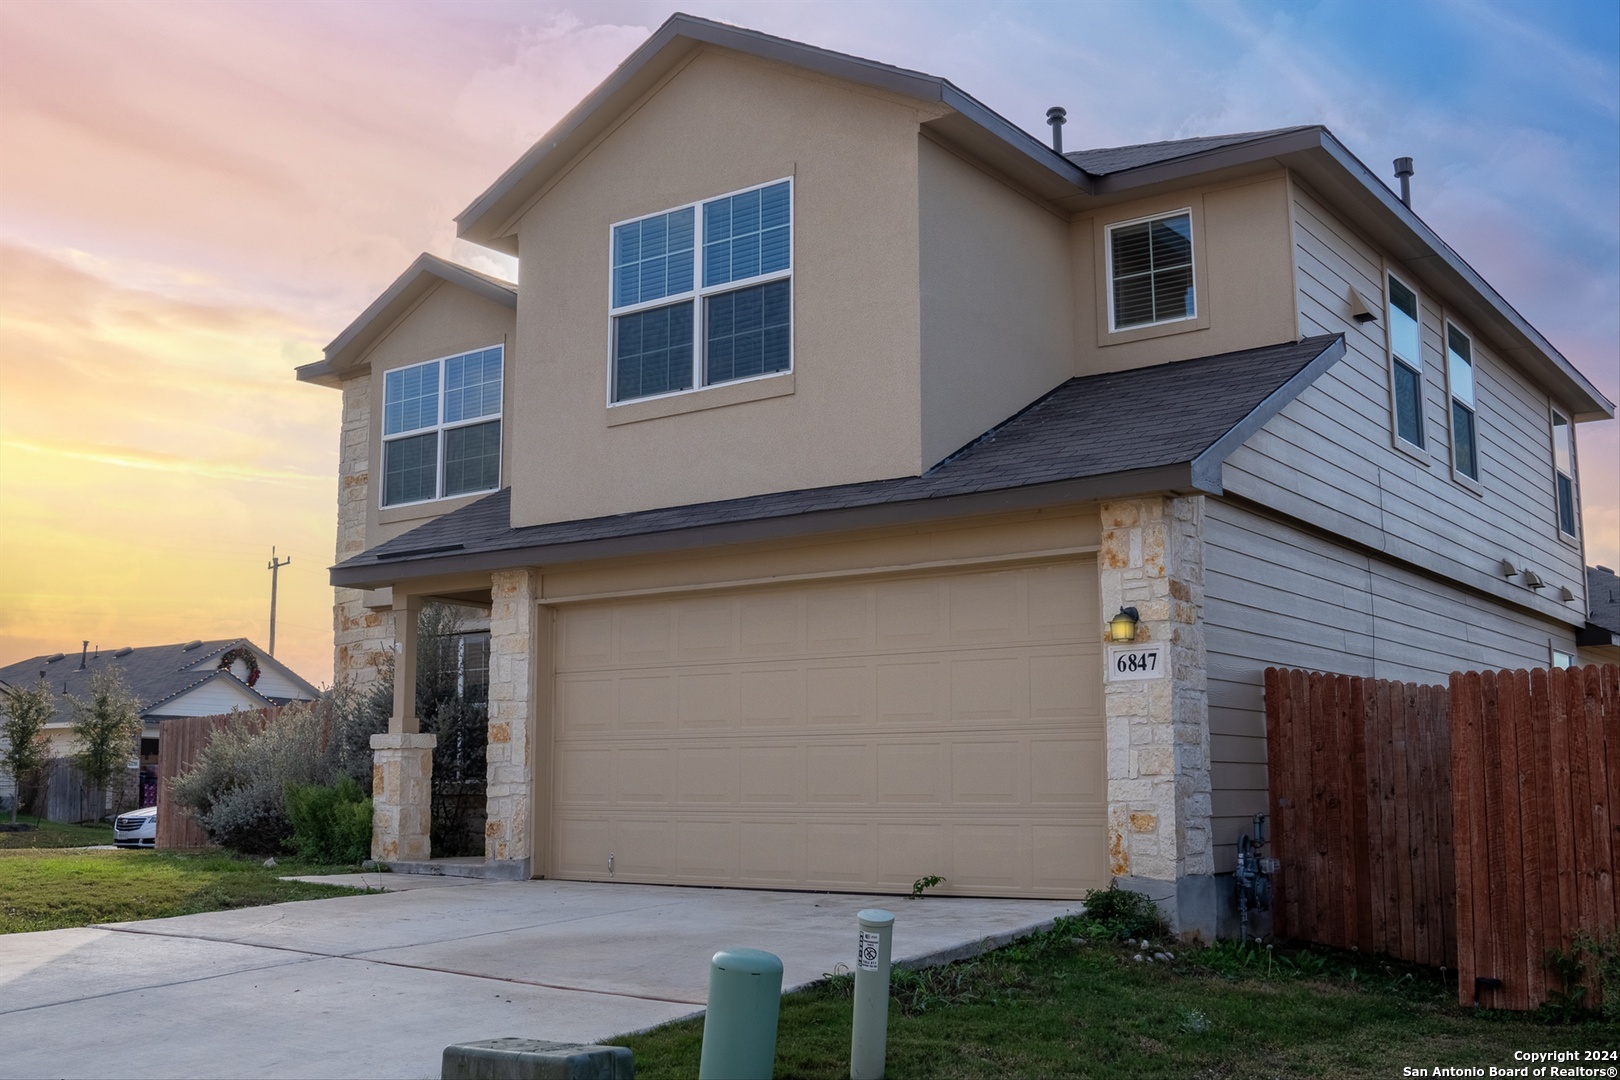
[295, 15, 1612, 938]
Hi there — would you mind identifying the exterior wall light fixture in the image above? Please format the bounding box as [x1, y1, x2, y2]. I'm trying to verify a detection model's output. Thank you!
[1109, 607, 1140, 643]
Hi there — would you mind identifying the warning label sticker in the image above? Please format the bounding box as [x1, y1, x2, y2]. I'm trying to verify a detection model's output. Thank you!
[857, 929, 881, 971]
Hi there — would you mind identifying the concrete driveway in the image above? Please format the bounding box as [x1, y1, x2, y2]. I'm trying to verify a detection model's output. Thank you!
[0, 875, 1079, 1079]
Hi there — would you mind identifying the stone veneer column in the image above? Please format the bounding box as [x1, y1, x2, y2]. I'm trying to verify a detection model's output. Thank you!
[333, 374, 393, 687]
[1097, 495, 1214, 940]
[484, 569, 536, 873]
[370, 733, 435, 861]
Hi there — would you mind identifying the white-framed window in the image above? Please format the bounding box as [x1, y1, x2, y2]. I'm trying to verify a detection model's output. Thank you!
[1551, 648, 1574, 670]
[1551, 409, 1578, 539]
[1445, 321, 1479, 481]
[381, 345, 503, 508]
[609, 178, 792, 404]
[1387, 272, 1425, 449]
[1106, 209, 1195, 331]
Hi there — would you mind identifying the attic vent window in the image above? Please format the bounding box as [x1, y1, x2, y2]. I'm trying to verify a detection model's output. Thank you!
[609, 178, 792, 404]
[1107, 210, 1194, 331]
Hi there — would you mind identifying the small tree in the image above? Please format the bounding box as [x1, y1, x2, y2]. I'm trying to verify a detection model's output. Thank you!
[1, 681, 53, 823]
[69, 669, 142, 821]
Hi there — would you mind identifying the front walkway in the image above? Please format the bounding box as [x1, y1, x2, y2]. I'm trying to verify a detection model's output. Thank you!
[0, 877, 1078, 1079]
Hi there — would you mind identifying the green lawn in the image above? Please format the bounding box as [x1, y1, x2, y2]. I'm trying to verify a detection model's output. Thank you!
[615, 920, 1618, 1079]
[0, 847, 372, 934]
[0, 816, 116, 849]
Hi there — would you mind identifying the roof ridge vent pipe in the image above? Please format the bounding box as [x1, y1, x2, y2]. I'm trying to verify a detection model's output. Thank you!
[1393, 157, 1414, 208]
[1046, 106, 1067, 153]
[79, 640, 89, 670]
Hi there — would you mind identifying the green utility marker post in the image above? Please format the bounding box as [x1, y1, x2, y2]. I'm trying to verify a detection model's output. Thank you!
[850, 909, 894, 1080]
[698, 947, 783, 1080]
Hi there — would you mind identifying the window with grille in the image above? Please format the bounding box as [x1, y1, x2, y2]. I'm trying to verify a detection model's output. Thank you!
[1107, 210, 1194, 330]
[1387, 274, 1424, 449]
[381, 346, 503, 507]
[1446, 322, 1479, 480]
[1552, 411, 1577, 538]
[610, 179, 792, 403]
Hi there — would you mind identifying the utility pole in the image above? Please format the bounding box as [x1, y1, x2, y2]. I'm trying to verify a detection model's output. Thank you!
[267, 546, 291, 656]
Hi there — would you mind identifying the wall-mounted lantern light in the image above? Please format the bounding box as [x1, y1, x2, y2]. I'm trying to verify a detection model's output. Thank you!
[1108, 606, 1140, 643]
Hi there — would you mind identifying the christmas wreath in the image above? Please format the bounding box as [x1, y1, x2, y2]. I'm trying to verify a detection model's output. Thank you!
[218, 646, 262, 687]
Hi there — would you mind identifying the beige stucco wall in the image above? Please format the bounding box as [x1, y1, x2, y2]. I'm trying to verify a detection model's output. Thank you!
[1071, 173, 1297, 375]
[918, 136, 1073, 468]
[509, 47, 943, 529]
[360, 281, 516, 548]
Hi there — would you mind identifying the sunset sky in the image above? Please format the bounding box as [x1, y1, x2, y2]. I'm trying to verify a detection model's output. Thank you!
[1, 0, 1616, 686]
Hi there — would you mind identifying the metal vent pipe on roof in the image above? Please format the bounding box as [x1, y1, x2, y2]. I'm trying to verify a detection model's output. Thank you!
[79, 640, 89, 670]
[1046, 106, 1067, 153]
[1393, 157, 1414, 209]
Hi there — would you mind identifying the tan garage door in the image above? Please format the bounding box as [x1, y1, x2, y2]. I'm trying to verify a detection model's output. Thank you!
[550, 559, 1105, 897]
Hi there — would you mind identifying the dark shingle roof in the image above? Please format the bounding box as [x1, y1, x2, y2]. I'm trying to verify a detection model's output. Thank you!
[0, 639, 317, 726]
[334, 335, 1345, 583]
[1065, 127, 1319, 176]
[1588, 566, 1620, 636]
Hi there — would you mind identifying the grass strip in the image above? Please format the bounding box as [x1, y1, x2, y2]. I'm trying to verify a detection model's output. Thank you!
[0, 848, 370, 933]
[614, 918, 1618, 1079]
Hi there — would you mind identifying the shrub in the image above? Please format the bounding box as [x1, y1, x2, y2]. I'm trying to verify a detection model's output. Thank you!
[1079, 886, 1171, 941]
[169, 692, 385, 856]
[286, 777, 373, 864]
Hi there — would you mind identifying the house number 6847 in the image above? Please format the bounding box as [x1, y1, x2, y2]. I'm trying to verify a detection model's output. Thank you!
[1107, 644, 1167, 682]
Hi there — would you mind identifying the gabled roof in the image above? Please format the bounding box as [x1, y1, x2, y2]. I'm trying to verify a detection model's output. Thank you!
[330, 334, 1347, 588]
[447, 13, 1610, 422]
[0, 639, 318, 727]
[454, 13, 1088, 253]
[296, 253, 517, 388]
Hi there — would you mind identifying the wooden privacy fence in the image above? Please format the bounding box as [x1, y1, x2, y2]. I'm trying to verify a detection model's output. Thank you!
[1265, 663, 1618, 1011]
[1263, 668, 1455, 969]
[1451, 665, 1618, 1011]
[155, 707, 280, 849]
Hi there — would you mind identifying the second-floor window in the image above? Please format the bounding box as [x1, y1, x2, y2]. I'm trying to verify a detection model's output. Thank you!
[1446, 322, 1479, 481]
[382, 345, 503, 507]
[610, 179, 792, 404]
[1107, 210, 1194, 330]
[1552, 410, 1577, 539]
[1387, 273, 1424, 449]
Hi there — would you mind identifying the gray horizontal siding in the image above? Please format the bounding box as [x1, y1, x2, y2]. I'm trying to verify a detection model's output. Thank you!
[1220, 180, 1587, 629]
[1203, 498, 1577, 870]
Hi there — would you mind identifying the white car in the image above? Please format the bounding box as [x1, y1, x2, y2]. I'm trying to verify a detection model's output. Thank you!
[113, 806, 157, 848]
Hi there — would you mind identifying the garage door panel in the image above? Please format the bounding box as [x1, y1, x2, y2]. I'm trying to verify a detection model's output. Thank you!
[739, 593, 805, 656]
[1033, 822, 1107, 892]
[552, 560, 1104, 898]
[614, 748, 672, 804]
[876, 743, 944, 804]
[876, 661, 944, 725]
[739, 745, 803, 803]
[1031, 736, 1105, 803]
[806, 589, 870, 651]
[951, 741, 1021, 804]
[739, 822, 803, 883]
[806, 664, 873, 726]
[875, 580, 944, 648]
[948, 825, 1025, 889]
[950, 656, 1023, 721]
[877, 823, 943, 887]
[805, 743, 874, 804]
[675, 820, 736, 880]
[806, 822, 875, 884]
[739, 668, 803, 725]
[676, 599, 735, 660]
[556, 748, 613, 805]
[677, 671, 735, 730]
[676, 747, 737, 805]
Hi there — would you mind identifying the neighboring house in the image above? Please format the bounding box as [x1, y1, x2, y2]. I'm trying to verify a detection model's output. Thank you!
[0, 639, 320, 813]
[295, 16, 1613, 938]
[1577, 565, 1620, 666]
